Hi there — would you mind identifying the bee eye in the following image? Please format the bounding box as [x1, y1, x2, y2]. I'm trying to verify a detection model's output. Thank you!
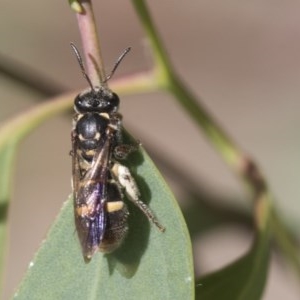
[109, 93, 120, 112]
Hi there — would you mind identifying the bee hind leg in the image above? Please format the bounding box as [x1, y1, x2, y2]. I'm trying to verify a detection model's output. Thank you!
[111, 162, 165, 232]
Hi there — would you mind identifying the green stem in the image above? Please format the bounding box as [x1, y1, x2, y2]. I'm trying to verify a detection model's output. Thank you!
[270, 211, 300, 278]
[0, 146, 16, 296]
[131, 0, 300, 277]
[168, 74, 241, 167]
[0, 94, 74, 295]
[131, 0, 172, 84]
[0, 95, 74, 148]
[132, 0, 240, 167]
[110, 71, 159, 96]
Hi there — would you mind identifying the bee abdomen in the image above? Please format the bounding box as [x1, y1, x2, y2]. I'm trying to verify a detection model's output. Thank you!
[99, 201, 129, 253]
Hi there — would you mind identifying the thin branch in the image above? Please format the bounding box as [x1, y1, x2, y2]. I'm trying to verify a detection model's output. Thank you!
[75, 0, 106, 86]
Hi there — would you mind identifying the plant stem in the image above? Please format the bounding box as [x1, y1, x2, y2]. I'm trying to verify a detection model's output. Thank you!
[0, 93, 73, 296]
[75, 0, 106, 86]
[131, 0, 172, 84]
[131, 0, 300, 275]
[270, 210, 300, 278]
[132, 0, 240, 168]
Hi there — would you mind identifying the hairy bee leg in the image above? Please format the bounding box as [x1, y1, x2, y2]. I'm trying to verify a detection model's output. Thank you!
[111, 162, 165, 232]
[113, 140, 141, 160]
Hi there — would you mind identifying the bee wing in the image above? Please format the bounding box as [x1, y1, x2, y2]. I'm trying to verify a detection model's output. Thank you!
[75, 181, 107, 258]
[71, 129, 81, 200]
[74, 135, 112, 258]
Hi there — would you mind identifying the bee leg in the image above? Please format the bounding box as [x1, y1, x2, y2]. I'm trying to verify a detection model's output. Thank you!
[111, 162, 165, 232]
[113, 140, 141, 160]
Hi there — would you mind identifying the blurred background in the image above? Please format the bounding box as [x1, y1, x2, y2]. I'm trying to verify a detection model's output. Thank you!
[1, 0, 300, 299]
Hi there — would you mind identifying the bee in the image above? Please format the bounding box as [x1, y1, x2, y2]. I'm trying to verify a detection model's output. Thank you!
[70, 44, 165, 259]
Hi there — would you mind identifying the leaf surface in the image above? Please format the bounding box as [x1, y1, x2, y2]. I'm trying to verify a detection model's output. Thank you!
[14, 149, 194, 300]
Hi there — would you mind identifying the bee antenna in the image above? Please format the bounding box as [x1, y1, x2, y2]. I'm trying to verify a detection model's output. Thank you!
[103, 47, 131, 83]
[70, 43, 94, 92]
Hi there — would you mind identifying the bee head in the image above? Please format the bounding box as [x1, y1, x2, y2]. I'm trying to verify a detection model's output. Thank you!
[70, 43, 130, 115]
[74, 88, 120, 114]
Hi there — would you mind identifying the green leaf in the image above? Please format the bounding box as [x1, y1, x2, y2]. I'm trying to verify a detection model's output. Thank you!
[195, 231, 270, 300]
[14, 149, 194, 300]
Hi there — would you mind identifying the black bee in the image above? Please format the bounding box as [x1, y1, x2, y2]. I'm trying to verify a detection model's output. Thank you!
[70, 44, 165, 259]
